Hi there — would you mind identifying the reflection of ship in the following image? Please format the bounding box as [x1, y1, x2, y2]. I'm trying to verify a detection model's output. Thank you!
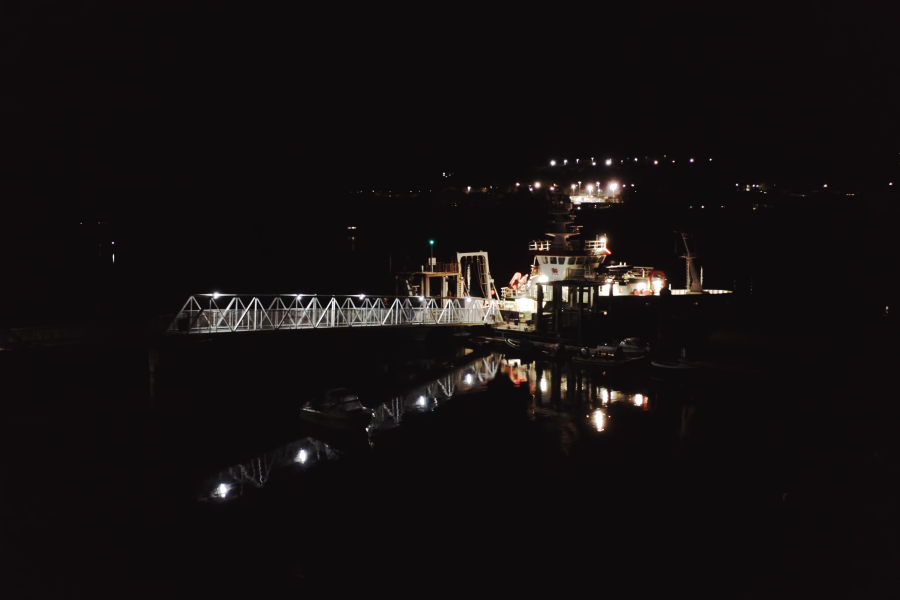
[299, 388, 373, 430]
[204, 351, 656, 502]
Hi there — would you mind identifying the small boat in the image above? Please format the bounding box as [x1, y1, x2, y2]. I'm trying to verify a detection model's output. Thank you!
[572, 354, 647, 368]
[299, 388, 373, 430]
[650, 359, 701, 370]
[505, 337, 533, 351]
[465, 336, 492, 348]
[505, 337, 567, 357]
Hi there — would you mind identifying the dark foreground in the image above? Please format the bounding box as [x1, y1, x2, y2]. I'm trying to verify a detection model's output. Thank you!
[0, 314, 897, 598]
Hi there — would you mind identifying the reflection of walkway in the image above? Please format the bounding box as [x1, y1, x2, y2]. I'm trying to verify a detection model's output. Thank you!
[203, 353, 653, 501]
[205, 438, 338, 501]
[369, 354, 504, 432]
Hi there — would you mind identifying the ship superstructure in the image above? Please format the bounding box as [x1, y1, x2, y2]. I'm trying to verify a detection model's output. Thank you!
[501, 197, 672, 314]
[529, 197, 611, 284]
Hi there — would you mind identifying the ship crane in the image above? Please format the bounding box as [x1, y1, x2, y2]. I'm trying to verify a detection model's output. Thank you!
[680, 232, 703, 293]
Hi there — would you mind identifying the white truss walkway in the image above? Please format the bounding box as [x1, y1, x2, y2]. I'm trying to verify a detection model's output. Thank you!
[168, 294, 504, 334]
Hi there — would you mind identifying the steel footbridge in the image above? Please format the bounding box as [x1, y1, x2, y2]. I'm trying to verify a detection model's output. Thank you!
[167, 294, 504, 335]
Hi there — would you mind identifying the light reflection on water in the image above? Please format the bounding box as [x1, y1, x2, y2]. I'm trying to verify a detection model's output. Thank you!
[202, 351, 651, 500]
[508, 356, 651, 422]
[202, 437, 339, 501]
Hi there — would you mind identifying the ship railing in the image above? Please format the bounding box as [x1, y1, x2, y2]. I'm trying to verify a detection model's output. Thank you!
[584, 239, 609, 253]
[669, 289, 733, 295]
[430, 262, 459, 273]
[529, 240, 552, 251]
[501, 286, 531, 300]
[164, 295, 504, 334]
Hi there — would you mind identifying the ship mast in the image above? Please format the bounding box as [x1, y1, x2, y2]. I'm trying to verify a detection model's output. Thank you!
[545, 198, 582, 251]
[680, 232, 703, 292]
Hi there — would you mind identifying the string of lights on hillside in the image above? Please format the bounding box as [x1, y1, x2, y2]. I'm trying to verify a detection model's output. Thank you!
[349, 153, 895, 195]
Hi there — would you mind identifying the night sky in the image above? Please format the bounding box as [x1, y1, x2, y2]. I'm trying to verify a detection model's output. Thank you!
[1, 4, 897, 322]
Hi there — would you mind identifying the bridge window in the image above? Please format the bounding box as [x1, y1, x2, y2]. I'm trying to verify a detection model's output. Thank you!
[541, 256, 548, 264]
[576, 257, 585, 265]
[549, 257, 558, 264]
[568, 257, 577, 265]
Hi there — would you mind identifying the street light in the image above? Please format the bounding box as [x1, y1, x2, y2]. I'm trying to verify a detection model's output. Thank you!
[587, 184, 594, 196]
[429, 240, 434, 272]
[534, 181, 541, 188]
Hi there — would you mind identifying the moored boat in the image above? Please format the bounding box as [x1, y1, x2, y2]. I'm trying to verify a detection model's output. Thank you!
[572, 354, 647, 368]
[299, 388, 373, 430]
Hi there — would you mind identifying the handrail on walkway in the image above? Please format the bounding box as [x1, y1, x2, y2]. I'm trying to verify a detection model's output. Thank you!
[164, 294, 504, 334]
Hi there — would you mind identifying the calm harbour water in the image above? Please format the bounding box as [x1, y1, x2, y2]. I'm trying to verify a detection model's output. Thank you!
[199, 351, 658, 503]
[1, 335, 896, 597]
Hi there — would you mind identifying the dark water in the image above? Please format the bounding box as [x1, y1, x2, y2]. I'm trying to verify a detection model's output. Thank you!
[1, 329, 897, 598]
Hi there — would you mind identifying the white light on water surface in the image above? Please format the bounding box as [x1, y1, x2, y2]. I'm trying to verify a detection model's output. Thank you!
[590, 409, 606, 432]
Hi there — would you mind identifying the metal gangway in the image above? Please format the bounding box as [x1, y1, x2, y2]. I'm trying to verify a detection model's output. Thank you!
[167, 294, 504, 334]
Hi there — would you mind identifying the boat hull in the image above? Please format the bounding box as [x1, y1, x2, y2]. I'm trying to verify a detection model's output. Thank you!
[298, 408, 373, 430]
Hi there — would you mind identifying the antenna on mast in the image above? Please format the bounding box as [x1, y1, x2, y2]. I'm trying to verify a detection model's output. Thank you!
[680, 232, 703, 292]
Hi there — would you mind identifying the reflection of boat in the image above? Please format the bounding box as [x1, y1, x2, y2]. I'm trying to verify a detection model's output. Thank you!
[299, 388, 373, 430]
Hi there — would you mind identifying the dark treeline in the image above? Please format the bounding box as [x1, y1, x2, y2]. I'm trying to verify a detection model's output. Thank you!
[1, 169, 893, 329]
